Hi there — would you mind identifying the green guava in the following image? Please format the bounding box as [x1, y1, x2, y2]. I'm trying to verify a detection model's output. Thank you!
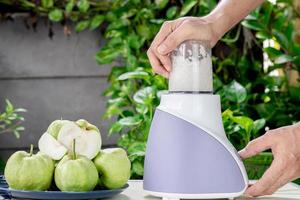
[93, 148, 131, 189]
[54, 140, 98, 192]
[47, 120, 72, 139]
[4, 145, 54, 191]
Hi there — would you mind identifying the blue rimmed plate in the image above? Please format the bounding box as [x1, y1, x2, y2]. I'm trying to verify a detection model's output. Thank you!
[0, 175, 128, 199]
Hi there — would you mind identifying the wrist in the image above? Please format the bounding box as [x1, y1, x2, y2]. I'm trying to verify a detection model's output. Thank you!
[202, 11, 233, 43]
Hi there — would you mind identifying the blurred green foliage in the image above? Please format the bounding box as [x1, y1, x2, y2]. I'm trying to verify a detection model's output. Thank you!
[0, 99, 26, 172]
[0, 0, 299, 179]
[0, 100, 26, 139]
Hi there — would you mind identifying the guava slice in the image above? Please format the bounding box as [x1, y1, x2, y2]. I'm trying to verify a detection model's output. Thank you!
[57, 122, 81, 150]
[38, 132, 68, 160]
[58, 122, 101, 159]
[75, 130, 101, 159]
[47, 120, 73, 139]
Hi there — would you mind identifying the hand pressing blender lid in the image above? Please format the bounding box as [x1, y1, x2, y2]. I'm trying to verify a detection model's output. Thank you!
[143, 40, 248, 200]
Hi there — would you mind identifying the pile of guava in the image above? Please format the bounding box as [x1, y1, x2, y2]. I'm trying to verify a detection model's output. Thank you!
[4, 119, 131, 192]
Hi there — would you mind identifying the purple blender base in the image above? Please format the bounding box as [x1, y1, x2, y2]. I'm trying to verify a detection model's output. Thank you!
[143, 109, 246, 194]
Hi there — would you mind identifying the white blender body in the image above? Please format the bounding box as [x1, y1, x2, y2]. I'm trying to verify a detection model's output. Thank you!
[143, 40, 248, 199]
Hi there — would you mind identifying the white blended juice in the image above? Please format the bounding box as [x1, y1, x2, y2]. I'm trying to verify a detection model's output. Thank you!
[169, 40, 213, 92]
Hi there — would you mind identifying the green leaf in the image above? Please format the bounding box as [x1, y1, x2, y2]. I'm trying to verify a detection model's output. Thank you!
[136, 104, 148, 114]
[272, 30, 289, 50]
[65, 0, 75, 13]
[289, 86, 300, 100]
[245, 14, 258, 21]
[48, 9, 63, 22]
[119, 116, 142, 126]
[222, 109, 233, 118]
[90, 15, 104, 30]
[19, 1, 35, 8]
[213, 76, 223, 91]
[103, 105, 122, 119]
[108, 122, 123, 136]
[13, 130, 20, 139]
[232, 116, 254, 134]
[179, 0, 198, 16]
[241, 20, 264, 31]
[155, 0, 168, 9]
[77, 0, 90, 13]
[166, 6, 177, 19]
[122, 9, 137, 19]
[107, 97, 128, 106]
[127, 34, 142, 50]
[224, 81, 247, 103]
[118, 71, 149, 81]
[132, 160, 144, 176]
[133, 87, 155, 105]
[253, 119, 266, 134]
[75, 20, 90, 32]
[150, 19, 164, 24]
[255, 31, 270, 40]
[137, 25, 152, 39]
[221, 25, 241, 43]
[41, 0, 53, 8]
[95, 47, 121, 64]
[15, 108, 27, 113]
[262, 2, 273, 25]
[128, 142, 146, 157]
[5, 99, 13, 113]
[274, 54, 293, 64]
[263, 47, 282, 59]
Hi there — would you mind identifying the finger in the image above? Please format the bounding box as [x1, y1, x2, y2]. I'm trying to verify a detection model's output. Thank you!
[151, 21, 174, 50]
[239, 134, 273, 159]
[244, 158, 285, 197]
[157, 25, 189, 55]
[155, 53, 172, 72]
[147, 49, 169, 78]
[263, 156, 297, 195]
[151, 19, 188, 49]
[263, 173, 292, 195]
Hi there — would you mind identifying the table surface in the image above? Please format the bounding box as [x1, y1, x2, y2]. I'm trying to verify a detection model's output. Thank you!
[1, 180, 299, 200]
[107, 180, 300, 200]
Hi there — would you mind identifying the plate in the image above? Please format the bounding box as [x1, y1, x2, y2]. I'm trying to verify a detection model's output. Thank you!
[0, 175, 128, 199]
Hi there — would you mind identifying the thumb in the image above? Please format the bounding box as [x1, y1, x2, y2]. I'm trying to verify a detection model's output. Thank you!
[239, 134, 273, 159]
[157, 26, 188, 55]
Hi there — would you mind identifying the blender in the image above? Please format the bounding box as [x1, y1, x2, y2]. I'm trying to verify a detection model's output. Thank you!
[143, 40, 248, 200]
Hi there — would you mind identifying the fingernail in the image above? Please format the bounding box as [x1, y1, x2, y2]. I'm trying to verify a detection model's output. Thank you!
[158, 44, 167, 54]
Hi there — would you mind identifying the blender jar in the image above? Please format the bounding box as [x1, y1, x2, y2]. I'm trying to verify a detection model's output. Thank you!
[168, 40, 213, 93]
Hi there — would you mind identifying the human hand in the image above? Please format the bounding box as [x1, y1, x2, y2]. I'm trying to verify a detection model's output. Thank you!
[147, 17, 220, 78]
[239, 123, 300, 197]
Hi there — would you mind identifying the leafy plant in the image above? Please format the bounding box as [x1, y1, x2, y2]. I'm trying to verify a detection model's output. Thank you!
[0, 0, 299, 179]
[0, 99, 26, 173]
[0, 99, 27, 139]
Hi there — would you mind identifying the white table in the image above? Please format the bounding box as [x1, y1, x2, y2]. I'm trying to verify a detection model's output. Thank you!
[107, 180, 300, 200]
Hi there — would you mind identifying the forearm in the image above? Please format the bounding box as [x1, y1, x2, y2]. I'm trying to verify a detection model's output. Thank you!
[203, 0, 264, 40]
